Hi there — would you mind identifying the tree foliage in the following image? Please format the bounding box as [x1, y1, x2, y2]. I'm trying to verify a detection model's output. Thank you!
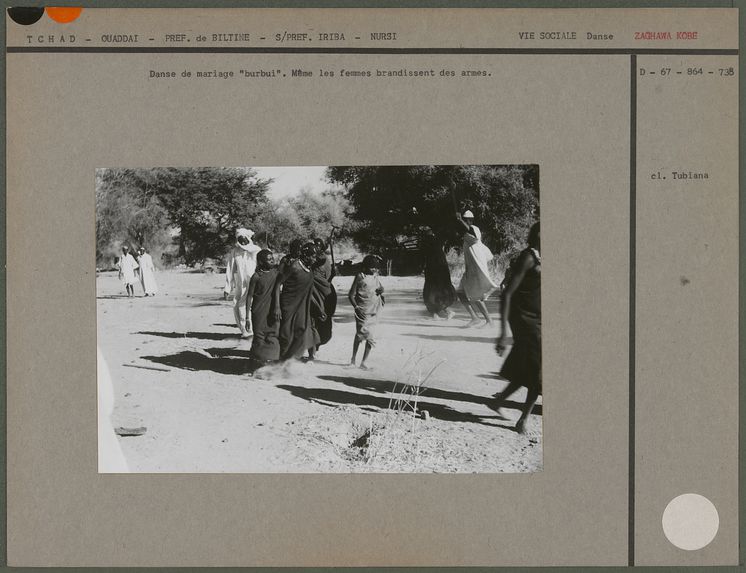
[326, 165, 539, 261]
[96, 167, 271, 266]
[288, 187, 356, 240]
[95, 169, 171, 265]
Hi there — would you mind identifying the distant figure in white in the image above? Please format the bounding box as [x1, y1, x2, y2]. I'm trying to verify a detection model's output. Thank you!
[224, 228, 261, 338]
[137, 247, 158, 296]
[117, 245, 139, 298]
[456, 210, 497, 328]
[97, 347, 129, 473]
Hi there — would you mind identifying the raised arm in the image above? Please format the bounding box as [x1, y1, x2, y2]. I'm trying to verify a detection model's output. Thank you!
[328, 231, 337, 280]
[454, 212, 476, 237]
[455, 212, 469, 231]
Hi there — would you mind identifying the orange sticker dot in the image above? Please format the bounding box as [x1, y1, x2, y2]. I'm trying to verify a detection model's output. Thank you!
[46, 7, 82, 23]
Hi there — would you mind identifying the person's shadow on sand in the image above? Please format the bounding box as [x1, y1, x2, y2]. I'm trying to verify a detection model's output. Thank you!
[275, 383, 504, 426]
[137, 330, 239, 341]
[401, 332, 498, 344]
[317, 374, 541, 416]
[142, 350, 250, 375]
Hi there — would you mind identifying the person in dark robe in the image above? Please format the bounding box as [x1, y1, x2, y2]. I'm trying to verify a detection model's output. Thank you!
[278, 238, 304, 272]
[311, 237, 337, 349]
[274, 243, 326, 361]
[491, 222, 541, 434]
[421, 231, 456, 320]
[245, 249, 281, 369]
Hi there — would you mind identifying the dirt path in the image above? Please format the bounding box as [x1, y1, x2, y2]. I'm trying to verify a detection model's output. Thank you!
[97, 269, 542, 472]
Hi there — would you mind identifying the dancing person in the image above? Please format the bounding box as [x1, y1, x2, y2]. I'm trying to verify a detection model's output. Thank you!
[136, 247, 158, 296]
[117, 245, 139, 298]
[274, 242, 324, 361]
[301, 240, 333, 362]
[278, 238, 304, 271]
[224, 228, 261, 338]
[348, 254, 385, 370]
[492, 222, 541, 434]
[311, 237, 337, 349]
[421, 230, 456, 320]
[455, 210, 497, 328]
[245, 249, 281, 368]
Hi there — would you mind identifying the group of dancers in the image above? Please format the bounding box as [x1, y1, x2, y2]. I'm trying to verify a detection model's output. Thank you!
[222, 212, 541, 434]
[224, 229, 385, 371]
[115, 210, 540, 433]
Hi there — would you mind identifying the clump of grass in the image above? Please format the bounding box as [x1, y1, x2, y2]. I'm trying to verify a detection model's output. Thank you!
[292, 349, 449, 471]
[357, 348, 445, 467]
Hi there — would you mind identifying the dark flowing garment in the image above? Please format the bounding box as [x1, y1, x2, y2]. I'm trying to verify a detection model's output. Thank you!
[278, 260, 318, 360]
[249, 269, 280, 362]
[312, 256, 336, 347]
[500, 248, 542, 392]
[422, 241, 456, 314]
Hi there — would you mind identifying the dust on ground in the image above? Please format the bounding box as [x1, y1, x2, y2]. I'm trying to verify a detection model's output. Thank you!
[97, 269, 542, 473]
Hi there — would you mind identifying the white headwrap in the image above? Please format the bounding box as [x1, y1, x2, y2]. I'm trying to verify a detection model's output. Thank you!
[235, 228, 255, 251]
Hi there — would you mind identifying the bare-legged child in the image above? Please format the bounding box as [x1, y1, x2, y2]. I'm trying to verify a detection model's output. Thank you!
[348, 255, 384, 370]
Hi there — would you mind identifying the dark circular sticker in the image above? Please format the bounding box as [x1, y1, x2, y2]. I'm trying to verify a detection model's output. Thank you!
[7, 7, 44, 25]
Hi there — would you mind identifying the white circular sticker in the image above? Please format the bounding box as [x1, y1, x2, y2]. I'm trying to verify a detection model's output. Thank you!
[662, 493, 719, 550]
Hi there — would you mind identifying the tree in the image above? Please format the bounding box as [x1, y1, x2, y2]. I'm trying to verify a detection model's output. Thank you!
[153, 167, 271, 265]
[326, 165, 539, 258]
[327, 165, 538, 313]
[95, 168, 170, 265]
[287, 187, 356, 241]
[96, 167, 272, 266]
[244, 187, 357, 254]
[250, 199, 303, 253]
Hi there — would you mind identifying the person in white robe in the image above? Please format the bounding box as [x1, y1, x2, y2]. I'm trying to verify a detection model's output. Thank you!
[456, 210, 497, 327]
[224, 228, 262, 338]
[137, 247, 158, 296]
[117, 245, 139, 298]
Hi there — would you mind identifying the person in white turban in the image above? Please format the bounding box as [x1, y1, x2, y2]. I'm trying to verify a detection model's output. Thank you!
[117, 245, 139, 298]
[224, 228, 261, 338]
[137, 247, 158, 296]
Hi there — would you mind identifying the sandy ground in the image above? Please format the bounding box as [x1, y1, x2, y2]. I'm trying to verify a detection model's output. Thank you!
[97, 269, 542, 473]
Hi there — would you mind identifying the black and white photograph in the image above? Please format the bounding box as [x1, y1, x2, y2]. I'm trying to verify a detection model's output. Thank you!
[97, 165, 541, 473]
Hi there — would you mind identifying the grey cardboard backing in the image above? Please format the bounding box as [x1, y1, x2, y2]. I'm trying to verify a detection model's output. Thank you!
[4, 7, 739, 567]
